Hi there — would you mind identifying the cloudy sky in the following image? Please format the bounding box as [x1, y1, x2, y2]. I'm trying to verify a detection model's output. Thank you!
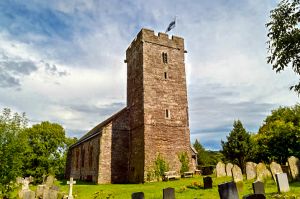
[0, 0, 298, 150]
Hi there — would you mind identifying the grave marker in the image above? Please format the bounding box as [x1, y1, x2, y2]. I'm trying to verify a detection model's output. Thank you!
[163, 187, 175, 199]
[132, 192, 144, 199]
[203, 176, 213, 189]
[67, 177, 76, 199]
[252, 181, 265, 195]
[218, 182, 239, 199]
[275, 173, 290, 193]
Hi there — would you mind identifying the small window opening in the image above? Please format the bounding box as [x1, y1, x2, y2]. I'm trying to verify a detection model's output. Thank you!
[164, 72, 168, 79]
[165, 109, 170, 119]
[162, 52, 168, 63]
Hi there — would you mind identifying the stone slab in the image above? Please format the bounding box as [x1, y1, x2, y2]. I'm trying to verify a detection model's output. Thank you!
[132, 192, 144, 199]
[232, 165, 243, 182]
[275, 173, 290, 193]
[246, 162, 257, 180]
[226, 163, 233, 177]
[218, 182, 239, 199]
[203, 176, 213, 189]
[163, 187, 175, 199]
[216, 162, 226, 177]
[252, 181, 265, 195]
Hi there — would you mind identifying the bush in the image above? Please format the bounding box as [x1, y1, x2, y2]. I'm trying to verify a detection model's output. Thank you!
[154, 154, 169, 180]
[178, 152, 189, 174]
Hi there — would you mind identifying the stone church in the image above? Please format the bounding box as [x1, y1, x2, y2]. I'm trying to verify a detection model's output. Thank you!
[65, 28, 197, 184]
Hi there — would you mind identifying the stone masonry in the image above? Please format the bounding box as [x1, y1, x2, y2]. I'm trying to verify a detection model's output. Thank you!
[65, 28, 194, 184]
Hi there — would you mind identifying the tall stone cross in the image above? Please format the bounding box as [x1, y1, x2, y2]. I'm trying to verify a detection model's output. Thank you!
[67, 177, 76, 199]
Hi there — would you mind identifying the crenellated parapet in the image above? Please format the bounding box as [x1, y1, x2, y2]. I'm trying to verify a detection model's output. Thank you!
[127, 28, 184, 53]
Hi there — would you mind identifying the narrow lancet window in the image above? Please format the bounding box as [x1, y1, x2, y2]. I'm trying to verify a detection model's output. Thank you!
[165, 109, 170, 119]
[162, 52, 168, 63]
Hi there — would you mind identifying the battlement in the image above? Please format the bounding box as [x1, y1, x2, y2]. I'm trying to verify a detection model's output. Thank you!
[127, 28, 184, 52]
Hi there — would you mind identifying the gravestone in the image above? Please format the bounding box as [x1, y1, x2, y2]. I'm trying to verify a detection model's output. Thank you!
[203, 176, 213, 189]
[232, 165, 243, 182]
[19, 190, 35, 199]
[163, 187, 175, 199]
[216, 162, 226, 177]
[243, 194, 266, 199]
[36, 185, 46, 199]
[67, 177, 76, 199]
[275, 173, 290, 193]
[45, 175, 55, 188]
[246, 162, 257, 180]
[287, 156, 300, 180]
[226, 163, 233, 177]
[43, 189, 58, 199]
[281, 165, 292, 181]
[201, 166, 214, 175]
[270, 162, 283, 182]
[252, 181, 265, 195]
[256, 163, 271, 181]
[17, 177, 35, 199]
[218, 182, 239, 199]
[132, 192, 144, 199]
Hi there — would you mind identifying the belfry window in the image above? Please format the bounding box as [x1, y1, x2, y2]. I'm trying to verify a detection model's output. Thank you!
[165, 109, 170, 119]
[162, 52, 168, 64]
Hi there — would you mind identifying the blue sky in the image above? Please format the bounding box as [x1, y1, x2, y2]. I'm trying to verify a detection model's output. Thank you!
[0, 0, 298, 150]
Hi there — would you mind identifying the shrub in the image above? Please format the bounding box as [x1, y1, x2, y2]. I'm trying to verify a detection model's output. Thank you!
[178, 152, 189, 174]
[154, 154, 169, 180]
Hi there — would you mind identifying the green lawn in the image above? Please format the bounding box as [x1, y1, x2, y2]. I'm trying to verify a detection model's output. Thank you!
[28, 175, 300, 199]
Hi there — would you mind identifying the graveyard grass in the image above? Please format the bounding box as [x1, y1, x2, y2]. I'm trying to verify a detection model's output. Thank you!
[24, 175, 300, 199]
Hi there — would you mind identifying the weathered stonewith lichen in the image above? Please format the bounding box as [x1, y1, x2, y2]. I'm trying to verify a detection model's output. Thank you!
[287, 156, 300, 181]
[232, 164, 243, 182]
[216, 162, 226, 177]
[256, 163, 272, 182]
[226, 163, 233, 177]
[66, 29, 193, 184]
[246, 162, 257, 180]
[270, 162, 283, 182]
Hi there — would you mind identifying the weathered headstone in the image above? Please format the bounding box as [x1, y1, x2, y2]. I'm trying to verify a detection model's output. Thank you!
[226, 163, 233, 177]
[67, 177, 76, 199]
[270, 162, 283, 182]
[132, 192, 144, 199]
[216, 162, 226, 177]
[232, 165, 243, 182]
[163, 187, 175, 199]
[45, 175, 55, 188]
[287, 156, 300, 180]
[252, 181, 265, 195]
[246, 162, 257, 180]
[36, 185, 46, 198]
[17, 177, 33, 191]
[275, 173, 290, 193]
[19, 190, 35, 199]
[43, 188, 58, 199]
[203, 176, 213, 189]
[256, 163, 271, 181]
[243, 194, 266, 199]
[218, 182, 239, 199]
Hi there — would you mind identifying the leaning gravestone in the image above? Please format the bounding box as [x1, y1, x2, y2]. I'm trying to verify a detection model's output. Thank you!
[256, 163, 271, 182]
[163, 187, 175, 199]
[17, 177, 35, 199]
[45, 175, 55, 187]
[226, 163, 233, 177]
[232, 165, 243, 182]
[246, 162, 257, 180]
[243, 194, 266, 199]
[218, 182, 239, 199]
[252, 181, 265, 195]
[270, 162, 283, 182]
[275, 173, 290, 193]
[132, 192, 144, 199]
[287, 156, 300, 180]
[216, 162, 226, 177]
[203, 176, 213, 189]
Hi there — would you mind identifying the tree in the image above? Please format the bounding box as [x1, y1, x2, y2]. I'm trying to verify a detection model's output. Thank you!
[255, 104, 300, 163]
[22, 121, 70, 183]
[221, 120, 253, 173]
[266, 0, 300, 93]
[193, 139, 206, 165]
[0, 108, 28, 198]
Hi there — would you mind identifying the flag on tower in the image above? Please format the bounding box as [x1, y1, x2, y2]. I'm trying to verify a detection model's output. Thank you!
[165, 17, 176, 33]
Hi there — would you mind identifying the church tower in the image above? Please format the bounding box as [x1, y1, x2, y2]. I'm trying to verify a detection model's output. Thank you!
[126, 29, 192, 182]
